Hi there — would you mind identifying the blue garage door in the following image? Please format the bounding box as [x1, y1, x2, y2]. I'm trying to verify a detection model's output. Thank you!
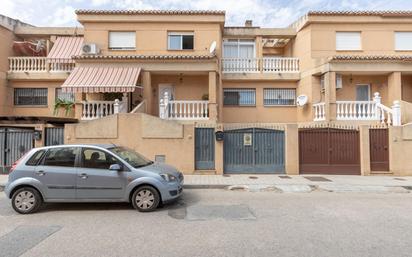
[224, 128, 285, 174]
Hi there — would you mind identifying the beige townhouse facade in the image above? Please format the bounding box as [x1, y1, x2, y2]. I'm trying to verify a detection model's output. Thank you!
[1, 10, 412, 176]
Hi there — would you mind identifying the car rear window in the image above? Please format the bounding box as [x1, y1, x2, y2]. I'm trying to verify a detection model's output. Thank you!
[26, 150, 45, 166]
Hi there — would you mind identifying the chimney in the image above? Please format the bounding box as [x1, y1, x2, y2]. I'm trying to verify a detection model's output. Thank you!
[245, 20, 253, 27]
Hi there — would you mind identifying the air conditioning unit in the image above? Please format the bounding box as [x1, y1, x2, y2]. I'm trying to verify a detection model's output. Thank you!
[82, 43, 99, 55]
[336, 74, 343, 89]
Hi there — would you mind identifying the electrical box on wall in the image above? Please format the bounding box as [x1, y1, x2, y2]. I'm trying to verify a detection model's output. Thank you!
[336, 74, 343, 89]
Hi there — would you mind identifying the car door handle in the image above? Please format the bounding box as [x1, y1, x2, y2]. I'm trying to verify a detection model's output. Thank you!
[36, 170, 46, 176]
[78, 173, 88, 179]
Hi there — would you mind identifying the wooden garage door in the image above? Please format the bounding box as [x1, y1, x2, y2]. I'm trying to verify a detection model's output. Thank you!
[299, 128, 360, 175]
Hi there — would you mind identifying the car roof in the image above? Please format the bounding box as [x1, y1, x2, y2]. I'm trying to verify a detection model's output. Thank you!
[34, 144, 117, 151]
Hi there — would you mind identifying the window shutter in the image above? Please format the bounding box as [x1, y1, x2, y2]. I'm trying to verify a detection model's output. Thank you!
[336, 32, 361, 50]
[109, 32, 136, 49]
[395, 32, 412, 51]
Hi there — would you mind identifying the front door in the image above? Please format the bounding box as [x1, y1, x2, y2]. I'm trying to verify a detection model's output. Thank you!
[76, 147, 128, 200]
[356, 84, 370, 101]
[36, 147, 79, 199]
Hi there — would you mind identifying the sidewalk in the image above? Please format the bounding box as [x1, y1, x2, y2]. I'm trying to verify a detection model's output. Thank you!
[183, 174, 412, 193]
[2, 174, 412, 193]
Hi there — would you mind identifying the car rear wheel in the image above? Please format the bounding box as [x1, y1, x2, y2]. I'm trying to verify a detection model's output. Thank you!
[131, 186, 160, 212]
[11, 187, 42, 214]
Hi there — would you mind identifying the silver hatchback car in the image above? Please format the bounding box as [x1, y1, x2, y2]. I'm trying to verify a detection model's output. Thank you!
[4, 144, 184, 214]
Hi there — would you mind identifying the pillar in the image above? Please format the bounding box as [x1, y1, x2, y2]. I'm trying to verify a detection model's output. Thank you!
[359, 125, 371, 176]
[142, 71, 152, 115]
[285, 124, 299, 175]
[74, 92, 85, 120]
[324, 72, 337, 121]
[388, 72, 402, 105]
[208, 71, 218, 121]
[215, 124, 224, 175]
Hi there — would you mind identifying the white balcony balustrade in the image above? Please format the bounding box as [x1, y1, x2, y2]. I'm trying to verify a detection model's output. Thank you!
[313, 102, 326, 121]
[336, 101, 377, 120]
[81, 99, 126, 120]
[221, 57, 299, 73]
[8, 57, 75, 72]
[313, 92, 402, 126]
[159, 92, 209, 120]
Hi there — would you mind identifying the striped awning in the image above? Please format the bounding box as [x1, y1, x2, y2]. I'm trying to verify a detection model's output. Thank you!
[62, 66, 141, 93]
[47, 37, 84, 63]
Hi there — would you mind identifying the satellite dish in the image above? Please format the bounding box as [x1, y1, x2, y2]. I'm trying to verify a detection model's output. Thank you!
[296, 95, 308, 106]
[209, 41, 217, 55]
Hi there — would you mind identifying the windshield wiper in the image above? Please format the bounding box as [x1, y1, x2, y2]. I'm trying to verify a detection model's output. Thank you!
[134, 161, 154, 168]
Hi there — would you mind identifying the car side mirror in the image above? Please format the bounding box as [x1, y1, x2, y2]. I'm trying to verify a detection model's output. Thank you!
[109, 164, 122, 171]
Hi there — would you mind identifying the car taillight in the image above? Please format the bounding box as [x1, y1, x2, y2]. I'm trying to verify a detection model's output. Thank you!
[9, 153, 28, 173]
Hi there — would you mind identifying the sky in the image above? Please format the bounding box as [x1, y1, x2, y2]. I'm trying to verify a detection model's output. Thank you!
[1, 0, 412, 28]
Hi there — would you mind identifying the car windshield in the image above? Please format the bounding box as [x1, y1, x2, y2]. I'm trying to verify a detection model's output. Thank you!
[108, 147, 153, 168]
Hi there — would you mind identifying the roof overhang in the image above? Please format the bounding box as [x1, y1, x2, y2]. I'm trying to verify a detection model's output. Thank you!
[76, 10, 226, 25]
[223, 27, 296, 38]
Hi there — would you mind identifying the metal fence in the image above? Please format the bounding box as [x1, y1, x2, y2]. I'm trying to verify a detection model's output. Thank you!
[45, 127, 65, 146]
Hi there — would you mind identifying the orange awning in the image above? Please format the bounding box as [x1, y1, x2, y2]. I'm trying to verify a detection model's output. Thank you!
[47, 37, 83, 63]
[62, 66, 141, 93]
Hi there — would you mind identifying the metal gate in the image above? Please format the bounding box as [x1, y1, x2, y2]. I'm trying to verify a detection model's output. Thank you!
[195, 128, 215, 170]
[370, 128, 389, 171]
[299, 128, 360, 175]
[224, 128, 285, 174]
[45, 127, 65, 146]
[0, 128, 34, 174]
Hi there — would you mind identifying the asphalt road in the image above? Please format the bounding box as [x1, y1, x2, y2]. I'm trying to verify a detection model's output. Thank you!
[1, 190, 412, 257]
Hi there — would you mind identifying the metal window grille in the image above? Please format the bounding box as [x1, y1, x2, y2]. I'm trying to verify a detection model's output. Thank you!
[264, 88, 296, 106]
[223, 88, 256, 106]
[14, 88, 48, 106]
[56, 88, 75, 102]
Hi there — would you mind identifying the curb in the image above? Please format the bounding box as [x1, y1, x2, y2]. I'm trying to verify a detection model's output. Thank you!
[183, 184, 228, 189]
[183, 184, 412, 193]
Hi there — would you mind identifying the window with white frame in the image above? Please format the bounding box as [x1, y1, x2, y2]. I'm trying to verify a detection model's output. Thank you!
[56, 88, 75, 102]
[109, 31, 136, 50]
[395, 32, 412, 51]
[223, 88, 256, 106]
[168, 32, 194, 50]
[336, 32, 361, 51]
[223, 39, 255, 58]
[14, 88, 48, 106]
[264, 88, 296, 106]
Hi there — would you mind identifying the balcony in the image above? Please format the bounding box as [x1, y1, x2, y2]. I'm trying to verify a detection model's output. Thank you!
[222, 57, 299, 73]
[159, 92, 209, 121]
[221, 57, 299, 81]
[312, 93, 402, 126]
[81, 100, 127, 121]
[8, 57, 75, 80]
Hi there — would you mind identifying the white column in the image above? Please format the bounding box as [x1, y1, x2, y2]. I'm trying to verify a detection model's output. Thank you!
[392, 100, 401, 126]
[373, 92, 381, 120]
[113, 99, 120, 114]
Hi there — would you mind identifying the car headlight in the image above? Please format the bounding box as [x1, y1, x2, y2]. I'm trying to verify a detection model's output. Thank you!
[160, 173, 177, 182]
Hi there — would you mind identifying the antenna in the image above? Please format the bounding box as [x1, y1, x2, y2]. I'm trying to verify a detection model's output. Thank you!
[209, 41, 217, 55]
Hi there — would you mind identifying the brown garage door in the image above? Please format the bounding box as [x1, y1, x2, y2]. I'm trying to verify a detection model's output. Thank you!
[299, 128, 360, 175]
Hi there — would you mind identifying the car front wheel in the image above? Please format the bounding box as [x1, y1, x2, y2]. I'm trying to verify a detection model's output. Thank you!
[11, 187, 43, 214]
[131, 186, 160, 212]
